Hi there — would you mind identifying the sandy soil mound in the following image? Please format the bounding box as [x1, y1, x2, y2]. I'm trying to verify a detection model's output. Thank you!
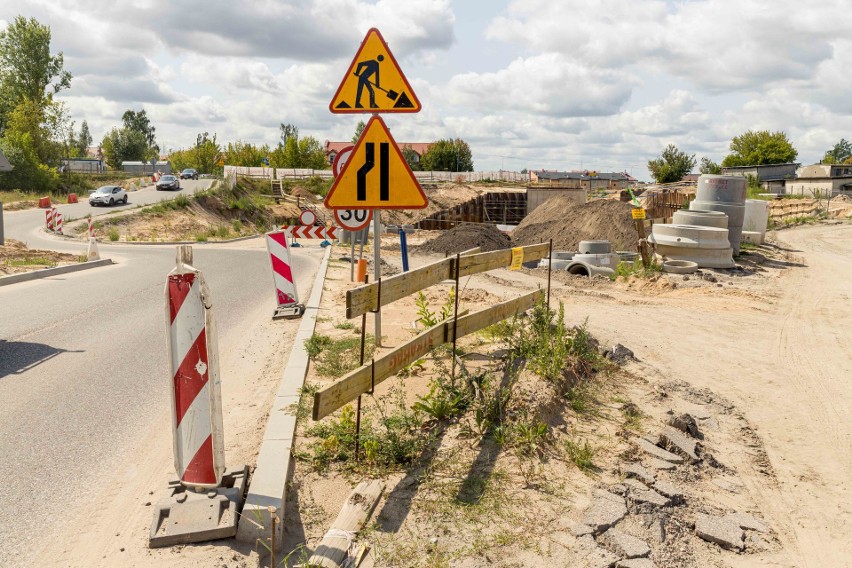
[417, 222, 511, 254]
[0, 239, 80, 275]
[290, 187, 317, 200]
[512, 197, 637, 251]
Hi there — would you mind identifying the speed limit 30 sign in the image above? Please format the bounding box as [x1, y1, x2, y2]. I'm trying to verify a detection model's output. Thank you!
[334, 208, 373, 232]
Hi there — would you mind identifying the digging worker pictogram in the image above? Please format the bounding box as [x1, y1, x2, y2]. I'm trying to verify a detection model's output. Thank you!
[354, 54, 384, 109]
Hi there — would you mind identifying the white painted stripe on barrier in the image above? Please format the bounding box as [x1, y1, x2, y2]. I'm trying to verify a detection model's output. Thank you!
[174, 381, 213, 471]
[170, 276, 206, 373]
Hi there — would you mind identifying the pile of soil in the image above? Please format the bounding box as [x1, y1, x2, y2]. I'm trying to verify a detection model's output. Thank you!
[512, 197, 637, 251]
[1, 239, 79, 275]
[417, 223, 511, 254]
[290, 187, 318, 200]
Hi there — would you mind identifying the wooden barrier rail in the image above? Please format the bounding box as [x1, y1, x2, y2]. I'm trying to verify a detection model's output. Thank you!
[345, 243, 549, 319]
[313, 289, 544, 420]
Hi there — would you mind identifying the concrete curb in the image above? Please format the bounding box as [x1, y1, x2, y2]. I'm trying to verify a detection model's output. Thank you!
[112, 233, 262, 246]
[236, 245, 332, 546]
[0, 258, 114, 287]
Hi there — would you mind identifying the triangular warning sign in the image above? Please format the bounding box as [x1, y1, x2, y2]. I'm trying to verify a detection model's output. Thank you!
[329, 28, 421, 114]
[325, 116, 427, 210]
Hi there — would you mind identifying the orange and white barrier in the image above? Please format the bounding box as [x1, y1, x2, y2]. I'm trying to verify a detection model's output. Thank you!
[164, 246, 225, 488]
[54, 211, 63, 235]
[265, 230, 304, 318]
[284, 225, 339, 240]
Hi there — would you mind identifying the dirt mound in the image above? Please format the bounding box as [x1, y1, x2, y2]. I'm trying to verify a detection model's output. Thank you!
[417, 223, 511, 255]
[290, 187, 317, 200]
[512, 197, 637, 251]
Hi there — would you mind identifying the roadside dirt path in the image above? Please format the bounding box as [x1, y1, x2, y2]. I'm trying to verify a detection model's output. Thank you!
[542, 223, 852, 566]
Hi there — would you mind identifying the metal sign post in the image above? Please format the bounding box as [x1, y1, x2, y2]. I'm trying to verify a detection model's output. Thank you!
[373, 212, 382, 347]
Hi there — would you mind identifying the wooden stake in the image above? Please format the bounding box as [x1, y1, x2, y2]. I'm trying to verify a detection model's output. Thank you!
[635, 219, 651, 268]
[306, 481, 384, 568]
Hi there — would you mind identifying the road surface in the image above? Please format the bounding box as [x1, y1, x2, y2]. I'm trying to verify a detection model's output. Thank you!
[0, 186, 325, 567]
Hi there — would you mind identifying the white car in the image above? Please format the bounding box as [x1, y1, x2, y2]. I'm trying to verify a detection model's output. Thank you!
[89, 185, 128, 206]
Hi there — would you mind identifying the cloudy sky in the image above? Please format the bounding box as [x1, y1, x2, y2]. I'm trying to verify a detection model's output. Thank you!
[2, 0, 851, 180]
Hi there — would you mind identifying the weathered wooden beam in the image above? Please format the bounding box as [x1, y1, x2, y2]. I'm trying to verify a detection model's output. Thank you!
[306, 480, 384, 568]
[345, 243, 549, 319]
[313, 289, 543, 421]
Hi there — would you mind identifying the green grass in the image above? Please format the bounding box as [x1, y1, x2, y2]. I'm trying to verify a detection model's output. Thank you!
[5, 256, 57, 267]
[107, 228, 120, 242]
[564, 436, 597, 473]
[613, 258, 662, 280]
[304, 333, 375, 377]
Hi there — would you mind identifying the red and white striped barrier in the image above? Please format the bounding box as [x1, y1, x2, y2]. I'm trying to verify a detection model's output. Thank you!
[87, 216, 94, 238]
[54, 211, 63, 235]
[265, 230, 304, 318]
[283, 225, 339, 240]
[45, 208, 55, 231]
[165, 246, 225, 488]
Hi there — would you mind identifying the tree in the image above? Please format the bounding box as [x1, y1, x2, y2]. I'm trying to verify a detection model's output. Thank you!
[0, 98, 60, 190]
[352, 120, 366, 144]
[0, 16, 71, 132]
[721, 130, 797, 167]
[75, 120, 92, 157]
[419, 138, 473, 172]
[401, 144, 421, 171]
[122, 109, 157, 151]
[647, 144, 696, 183]
[822, 138, 852, 164]
[101, 127, 148, 169]
[699, 157, 722, 174]
[279, 123, 298, 146]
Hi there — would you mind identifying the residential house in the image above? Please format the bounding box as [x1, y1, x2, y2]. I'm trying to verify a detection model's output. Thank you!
[785, 163, 852, 197]
[529, 170, 632, 190]
[60, 157, 105, 173]
[721, 163, 799, 194]
[323, 140, 432, 167]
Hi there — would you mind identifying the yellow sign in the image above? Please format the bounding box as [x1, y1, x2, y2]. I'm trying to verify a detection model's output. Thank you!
[325, 116, 427, 209]
[329, 28, 421, 114]
[217, 159, 225, 167]
[510, 247, 524, 270]
[631, 208, 646, 220]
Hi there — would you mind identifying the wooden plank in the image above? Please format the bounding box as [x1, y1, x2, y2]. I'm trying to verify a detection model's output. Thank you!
[345, 243, 549, 319]
[313, 289, 543, 421]
[306, 480, 384, 568]
[345, 256, 455, 319]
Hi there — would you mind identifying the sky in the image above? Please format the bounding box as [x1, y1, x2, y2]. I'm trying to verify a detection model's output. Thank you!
[2, 0, 851, 181]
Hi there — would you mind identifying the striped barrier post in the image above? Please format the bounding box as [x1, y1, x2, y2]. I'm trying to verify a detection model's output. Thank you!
[45, 208, 55, 231]
[54, 212, 63, 235]
[87, 216, 94, 238]
[164, 245, 225, 488]
[265, 230, 304, 319]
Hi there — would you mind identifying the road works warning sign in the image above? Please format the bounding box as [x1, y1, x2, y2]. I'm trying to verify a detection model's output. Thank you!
[324, 115, 427, 209]
[329, 28, 421, 113]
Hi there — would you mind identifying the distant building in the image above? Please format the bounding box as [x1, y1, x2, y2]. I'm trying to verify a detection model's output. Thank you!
[60, 157, 105, 173]
[529, 170, 632, 190]
[122, 161, 171, 175]
[721, 163, 799, 194]
[786, 163, 852, 196]
[323, 140, 432, 166]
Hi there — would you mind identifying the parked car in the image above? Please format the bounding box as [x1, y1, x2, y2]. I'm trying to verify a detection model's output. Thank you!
[89, 185, 127, 206]
[156, 175, 181, 191]
[180, 168, 198, 180]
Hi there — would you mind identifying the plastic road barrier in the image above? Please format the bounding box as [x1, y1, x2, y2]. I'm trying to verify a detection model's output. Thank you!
[54, 212, 63, 234]
[265, 231, 305, 318]
[164, 246, 226, 488]
[45, 209, 55, 231]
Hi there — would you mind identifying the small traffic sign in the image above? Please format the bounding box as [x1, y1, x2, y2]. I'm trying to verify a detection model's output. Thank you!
[631, 208, 646, 220]
[299, 210, 317, 226]
[333, 145, 354, 177]
[324, 116, 427, 210]
[284, 226, 339, 240]
[329, 28, 421, 114]
[334, 208, 373, 232]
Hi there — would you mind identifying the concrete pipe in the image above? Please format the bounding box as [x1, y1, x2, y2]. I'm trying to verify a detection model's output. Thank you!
[689, 200, 745, 226]
[696, 174, 747, 204]
[744, 199, 770, 243]
[741, 231, 762, 245]
[662, 260, 698, 274]
[672, 209, 728, 229]
[573, 252, 620, 269]
[578, 240, 611, 254]
[648, 224, 735, 268]
[566, 261, 615, 278]
[538, 258, 572, 270]
[552, 251, 576, 260]
[616, 251, 639, 262]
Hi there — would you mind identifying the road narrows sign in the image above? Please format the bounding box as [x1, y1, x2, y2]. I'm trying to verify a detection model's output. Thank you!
[329, 28, 421, 114]
[324, 115, 427, 210]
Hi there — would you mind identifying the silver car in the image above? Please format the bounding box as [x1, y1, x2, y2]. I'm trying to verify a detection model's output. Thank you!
[89, 185, 128, 206]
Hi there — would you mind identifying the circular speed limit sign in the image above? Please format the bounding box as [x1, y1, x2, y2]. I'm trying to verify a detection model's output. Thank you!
[334, 208, 373, 232]
[299, 210, 317, 226]
[332, 145, 355, 178]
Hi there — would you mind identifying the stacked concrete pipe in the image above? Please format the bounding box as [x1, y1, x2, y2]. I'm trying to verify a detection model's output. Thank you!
[561, 240, 617, 277]
[648, 224, 735, 268]
[689, 174, 747, 253]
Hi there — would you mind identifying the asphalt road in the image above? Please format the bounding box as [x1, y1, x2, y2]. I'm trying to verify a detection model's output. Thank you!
[0, 184, 323, 567]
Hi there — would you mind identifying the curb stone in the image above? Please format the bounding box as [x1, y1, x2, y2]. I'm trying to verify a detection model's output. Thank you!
[0, 258, 113, 287]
